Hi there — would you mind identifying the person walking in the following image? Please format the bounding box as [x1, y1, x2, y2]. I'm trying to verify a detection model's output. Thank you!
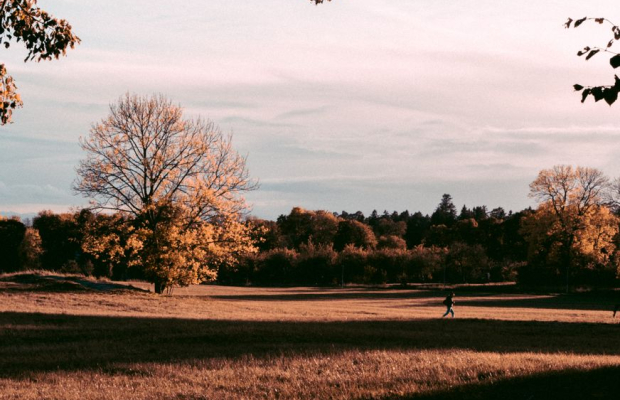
[442, 292, 455, 318]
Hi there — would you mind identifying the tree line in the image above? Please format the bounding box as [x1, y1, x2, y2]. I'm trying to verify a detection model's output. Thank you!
[3, 163, 620, 291]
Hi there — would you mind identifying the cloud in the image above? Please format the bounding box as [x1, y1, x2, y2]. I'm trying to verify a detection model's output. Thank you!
[275, 106, 330, 120]
[0, 181, 82, 212]
[4, 0, 620, 221]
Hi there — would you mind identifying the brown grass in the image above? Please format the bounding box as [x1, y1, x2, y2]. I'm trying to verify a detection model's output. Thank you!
[0, 272, 619, 399]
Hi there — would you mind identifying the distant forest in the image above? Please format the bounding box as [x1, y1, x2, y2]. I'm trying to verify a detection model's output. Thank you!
[3, 180, 619, 290]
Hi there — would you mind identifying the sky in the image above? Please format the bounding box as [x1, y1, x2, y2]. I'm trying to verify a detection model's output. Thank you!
[3, 0, 620, 220]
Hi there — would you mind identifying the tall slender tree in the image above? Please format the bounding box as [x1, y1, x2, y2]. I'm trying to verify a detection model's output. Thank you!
[431, 194, 457, 227]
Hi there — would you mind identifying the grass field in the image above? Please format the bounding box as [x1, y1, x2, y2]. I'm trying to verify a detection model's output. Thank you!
[1, 272, 619, 399]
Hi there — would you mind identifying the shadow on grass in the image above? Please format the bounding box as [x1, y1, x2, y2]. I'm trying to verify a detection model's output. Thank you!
[0, 273, 147, 293]
[1, 312, 619, 379]
[386, 365, 620, 400]
[209, 288, 619, 313]
[461, 294, 618, 312]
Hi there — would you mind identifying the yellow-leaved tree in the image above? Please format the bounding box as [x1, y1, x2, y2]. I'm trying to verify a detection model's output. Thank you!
[522, 165, 619, 291]
[75, 94, 258, 293]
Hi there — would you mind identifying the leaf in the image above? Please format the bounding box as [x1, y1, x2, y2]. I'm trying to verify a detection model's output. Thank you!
[581, 88, 591, 103]
[608, 39, 614, 48]
[564, 18, 573, 28]
[577, 46, 591, 56]
[610, 55, 620, 68]
[604, 87, 618, 105]
[595, 18, 605, 24]
[585, 49, 600, 60]
[573, 84, 584, 91]
[592, 87, 604, 101]
[574, 17, 587, 27]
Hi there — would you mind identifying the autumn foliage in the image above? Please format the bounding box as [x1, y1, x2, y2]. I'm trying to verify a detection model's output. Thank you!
[0, 0, 79, 124]
[4, 164, 620, 291]
[74, 94, 257, 293]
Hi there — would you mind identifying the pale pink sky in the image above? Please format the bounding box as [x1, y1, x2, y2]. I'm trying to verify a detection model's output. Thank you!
[2, 0, 620, 219]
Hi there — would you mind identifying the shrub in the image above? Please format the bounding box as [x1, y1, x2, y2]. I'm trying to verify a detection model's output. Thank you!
[253, 248, 299, 286]
[297, 242, 337, 285]
[334, 245, 368, 284]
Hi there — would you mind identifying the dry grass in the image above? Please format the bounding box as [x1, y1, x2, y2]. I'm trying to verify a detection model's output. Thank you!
[0, 272, 619, 399]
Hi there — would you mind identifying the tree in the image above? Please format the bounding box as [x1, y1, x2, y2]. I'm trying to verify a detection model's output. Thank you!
[489, 207, 507, 220]
[445, 242, 488, 283]
[18, 226, 42, 270]
[373, 217, 406, 238]
[0, 0, 79, 124]
[404, 212, 430, 247]
[277, 208, 339, 249]
[565, 16, 620, 105]
[79, 210, 137, 279]
[458, 205, 475, 220]
[32, 210, 82, 271]
[333, 219, 377, 251]
[431, 194, 457, 227]
[472, 206, 488, 221]
[377, 234, 407, 250]
[246, 217, 284, 252]
[524, 165, 614, 290]
[0, 216, 26, 272]
[74, 94, 257, 293]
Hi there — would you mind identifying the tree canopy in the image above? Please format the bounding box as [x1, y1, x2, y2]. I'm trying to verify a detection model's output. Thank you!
[74, 94, 257, 293]
[0, 0, 79, 124]
[523, 165, 617, 291]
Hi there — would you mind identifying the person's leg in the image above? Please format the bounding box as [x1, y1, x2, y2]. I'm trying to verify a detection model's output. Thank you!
[450, 307, 454, 318]
[442, 307, 450, 317]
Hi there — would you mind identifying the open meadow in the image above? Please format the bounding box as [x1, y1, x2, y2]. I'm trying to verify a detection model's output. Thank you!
[1, 272, 619, 399]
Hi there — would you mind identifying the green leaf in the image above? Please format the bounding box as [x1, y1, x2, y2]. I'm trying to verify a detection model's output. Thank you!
[610, 55, 620, 68]
[573, 84, 584, 91]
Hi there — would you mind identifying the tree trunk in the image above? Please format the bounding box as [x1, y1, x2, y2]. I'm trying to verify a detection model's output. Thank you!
[563, 234, 575, 294]
[154, 279, 166, 294]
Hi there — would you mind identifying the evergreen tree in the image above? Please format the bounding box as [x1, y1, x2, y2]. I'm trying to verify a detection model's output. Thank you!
[431, 194, 457, 227]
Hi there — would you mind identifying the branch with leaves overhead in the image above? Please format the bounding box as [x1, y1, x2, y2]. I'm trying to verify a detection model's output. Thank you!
[0, 0, 80, 125]
[566, 16, 620, 105]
